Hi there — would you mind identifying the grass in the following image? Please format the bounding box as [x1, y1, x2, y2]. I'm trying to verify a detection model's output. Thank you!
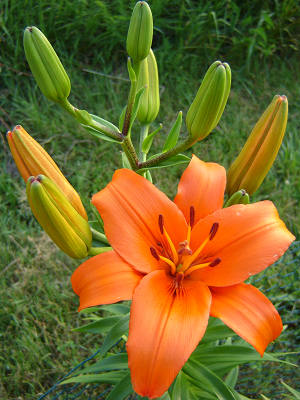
[0, 0, 300, 399]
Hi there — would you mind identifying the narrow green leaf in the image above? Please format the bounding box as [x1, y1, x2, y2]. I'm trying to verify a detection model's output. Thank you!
[77, 353, 128, 375]
[281, 381, 300, 399]
[171, 371, 214, 400]
[122, 152, 132, 169]
[100, 313, 130, 355]
[129, 86, 146, 132]
[119, 106, 127, 131]
[139, 154, 190, 172]
[101, 304, 131, 315]
[106, 372, 133, 400]
[91, 114, 120, 134]
[81, 124, 121, 143]
[201, 318, 235, 343]
[162, 111, 182, 152]
[61, 370, 127, 385]
[183, 360, 239, 400]
[225, 366, 239, 389]
[73, 315, 121, 333]
[142, 124, 162, 154]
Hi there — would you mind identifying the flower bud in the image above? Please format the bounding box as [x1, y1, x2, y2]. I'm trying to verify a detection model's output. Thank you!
[126, 1, 153, 62]
[227, 95, 288, 195]
[7, 125, 87, 219]
[186, 61, 231, 142]
[26, 175, 92, 259]
[23, 26, 71, 102]
[224, 189, 250, 207]
[137, 49, 160, 124]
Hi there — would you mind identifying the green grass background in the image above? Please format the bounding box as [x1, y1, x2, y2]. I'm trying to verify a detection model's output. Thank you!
[0, 0, 300, 399]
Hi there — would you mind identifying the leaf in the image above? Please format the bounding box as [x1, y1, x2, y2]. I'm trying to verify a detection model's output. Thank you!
[119, 106, 127, 131]
[162, 111, 182, 152]
[129, 86, 145, 132]
[142, 124, 162, 154]
[61, 371, 127, 385]
[78, 353, 128, 375]
[81, 124, 121, 143]
[225, 366, 239, 389]
[281, 381, 300, 399]
[171, 371, 215, 400]
[106, 372, 133, 400]
[183, 360, 239, 400]
[122, 152, 132, 169]
[91, 113, 120, 134]
[139, 154, 190, 173]
[100, 303, 131, 315]
[73, 316, 122, 334]
[100, 313, 130, 355]
[201, 318, 236, 343]
[191, 344, 295, 376]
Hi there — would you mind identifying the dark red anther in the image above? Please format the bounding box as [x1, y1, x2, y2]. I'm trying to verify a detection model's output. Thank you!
[189, 206, 195, 228]
[158, 214, 164, 235]
[209, 258, 221, 267]
[150, 246, 159, 261]
[209, 222, 219, 240]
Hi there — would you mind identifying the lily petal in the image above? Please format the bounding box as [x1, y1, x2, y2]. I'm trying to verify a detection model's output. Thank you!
[190, 201, 295, 286]
[127, 270, 211, 399]
[71, 251, 143, 311]
[210, 283, 283, 355]
[174, 156, 226, 225]
[92, 169, 187, 274]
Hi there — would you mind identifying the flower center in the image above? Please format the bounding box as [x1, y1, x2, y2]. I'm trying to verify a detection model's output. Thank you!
[150, 207, 221, 279]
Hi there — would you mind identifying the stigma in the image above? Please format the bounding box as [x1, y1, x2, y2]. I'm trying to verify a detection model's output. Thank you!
[149, 208, 221, 278]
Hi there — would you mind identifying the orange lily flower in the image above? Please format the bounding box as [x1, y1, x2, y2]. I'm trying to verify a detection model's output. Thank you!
[71, 156, 295, 399]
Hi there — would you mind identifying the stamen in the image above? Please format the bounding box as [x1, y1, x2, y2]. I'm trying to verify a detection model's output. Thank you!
[159, 255, 176, 275]
[150, 247, 159, 261]
[184, 261, 211, 277]
[180, 236, 210, 272]
[209, 258, 221, 267]
[190, 206, 195, 228]
[163, 227, 179, 264]
[158, 214, 164, 234]
[209, 222, 219, 240]
[186, 224, 191, 244]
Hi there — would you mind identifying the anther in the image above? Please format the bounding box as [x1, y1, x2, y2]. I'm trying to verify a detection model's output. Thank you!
[189, 206, 195, 228]
[209, 258, 221, 267]
[150, 247, 159, 261]
[158, 214, 164, 235]
[209, 222, 219, 240]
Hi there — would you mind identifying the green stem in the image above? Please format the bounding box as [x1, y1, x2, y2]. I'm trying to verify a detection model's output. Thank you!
[59, 98, 76, 117]
[138, 137, 194, 170]
[88, 246, 112, 256]
[139, 124, 150, 162]
[122, 60, 141, 136]
[90, 228, 109, 245]
[121, 135, 139, 170]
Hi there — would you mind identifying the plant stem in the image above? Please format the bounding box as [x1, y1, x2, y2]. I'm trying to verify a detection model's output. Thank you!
[90, 228, 109, 244]
[59, 98, 76, 117]
[139, 124, 149, 162]
[138, 137, 194, 169]
[88, 246, 112, 256]
[121, 135, 139, 169]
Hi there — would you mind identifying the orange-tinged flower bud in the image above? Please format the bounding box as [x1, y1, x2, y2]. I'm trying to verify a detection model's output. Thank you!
[227, 95, 288, 195]
[27, 175, 92, 259]
[7, 125, 87, 220]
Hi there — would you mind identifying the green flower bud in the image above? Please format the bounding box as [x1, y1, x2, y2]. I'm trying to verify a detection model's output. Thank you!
[126, 1, 153, 62]
[137, 49, 160, 124]
[227, 95, 288, 195]
[23, 26, 71, 103]
[186, 61, 231, 142]
[27, 175, 92, 259]
[224, 189, 250, 207]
